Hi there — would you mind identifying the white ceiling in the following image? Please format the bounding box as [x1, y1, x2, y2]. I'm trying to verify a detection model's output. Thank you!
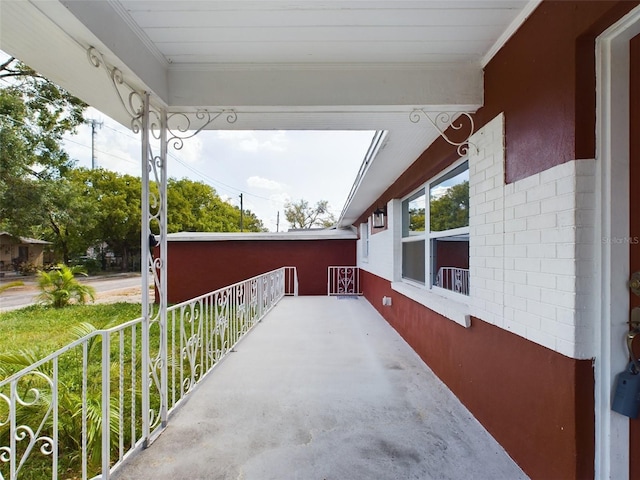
[118, 0, 528, 65]
[0, 0, 538, 227]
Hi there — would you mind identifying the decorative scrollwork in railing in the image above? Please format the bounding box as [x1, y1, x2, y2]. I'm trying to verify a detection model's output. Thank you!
[0, 371, 55, 479]
[410, 109, 477, 156]
[249, 278, 259, 319]
[180, 302, 204, 394]
[337, 267, 355, 294]
[435, 267, 470, 296]
[327, 266, 361, 296]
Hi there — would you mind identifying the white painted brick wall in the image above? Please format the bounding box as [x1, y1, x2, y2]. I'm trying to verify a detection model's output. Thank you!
[469, 113, 595, 359]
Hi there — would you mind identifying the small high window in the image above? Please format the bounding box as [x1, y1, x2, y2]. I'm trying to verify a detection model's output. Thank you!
[361, 221, 369, 261]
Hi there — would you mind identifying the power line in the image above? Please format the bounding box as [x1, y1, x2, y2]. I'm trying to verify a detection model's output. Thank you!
[1, 105, 287, 216]
[62, 136, 138, 166]
[167, 151, 282, 205]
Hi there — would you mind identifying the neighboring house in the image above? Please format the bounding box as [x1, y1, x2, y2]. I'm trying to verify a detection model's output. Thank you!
[4, 1, 640, 479]
[0, 232, 51, 271]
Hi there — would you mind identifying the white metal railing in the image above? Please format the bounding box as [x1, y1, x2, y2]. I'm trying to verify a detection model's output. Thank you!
[0, 266, 297, 480]
[327, 266, 361, 296]
[435, 267, 470, 295]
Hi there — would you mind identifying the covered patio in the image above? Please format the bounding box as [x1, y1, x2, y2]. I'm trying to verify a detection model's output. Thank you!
[7, 1, 640, 478]
[112, 296, 526, 480]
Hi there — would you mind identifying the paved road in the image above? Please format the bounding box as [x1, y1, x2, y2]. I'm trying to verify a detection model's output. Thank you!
[0, 274, 146, 312]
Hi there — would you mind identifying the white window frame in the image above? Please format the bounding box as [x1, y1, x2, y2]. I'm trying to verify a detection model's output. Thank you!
[401, 187, 426, 286]
[392, 158, 471, 328]
[400, 158, 469, 295]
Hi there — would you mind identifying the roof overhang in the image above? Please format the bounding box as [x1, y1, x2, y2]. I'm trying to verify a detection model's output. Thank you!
[0, 0, 539, 228]
[167, 230, 357, 242]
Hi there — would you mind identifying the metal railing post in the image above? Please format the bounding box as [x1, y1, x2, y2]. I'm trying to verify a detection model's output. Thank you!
[159, 107, 168, 428]
[140, 93, 151, 447]
[101, 331, 111, 479]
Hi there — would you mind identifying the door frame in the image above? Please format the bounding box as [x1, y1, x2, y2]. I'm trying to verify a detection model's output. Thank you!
[596, 5, 640, 479]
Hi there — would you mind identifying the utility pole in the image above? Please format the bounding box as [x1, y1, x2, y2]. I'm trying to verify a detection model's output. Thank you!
[86, 119, 103, 169]
[276, 211, 280, 232]
[239, 193, 244, 232]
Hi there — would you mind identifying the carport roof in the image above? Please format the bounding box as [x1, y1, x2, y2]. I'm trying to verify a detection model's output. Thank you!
[167, 230, 357, 241]
[0, 0, 539, 227]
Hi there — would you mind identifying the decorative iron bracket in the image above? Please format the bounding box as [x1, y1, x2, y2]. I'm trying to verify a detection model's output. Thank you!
[86, 46, 237, 138]
[410, 109, 477, 156]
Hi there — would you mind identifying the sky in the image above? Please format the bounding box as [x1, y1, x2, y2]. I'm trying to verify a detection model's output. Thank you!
[62, 107, 375, 232]
[1, 49, 374, 232]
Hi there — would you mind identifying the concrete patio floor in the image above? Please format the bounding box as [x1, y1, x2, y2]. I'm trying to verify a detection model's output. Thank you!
[112, 296, 527, 480]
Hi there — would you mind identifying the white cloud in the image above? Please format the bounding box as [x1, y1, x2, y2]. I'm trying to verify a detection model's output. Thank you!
[219, 193, 234, 204]
[216, 130, 288, 153]
[269, 192, 291, 208]
[172, 135, 203, 164]
[247, 176, 286, 191]
[430, 185, 449, 200]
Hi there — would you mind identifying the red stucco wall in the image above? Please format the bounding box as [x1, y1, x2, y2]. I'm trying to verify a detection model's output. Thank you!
[361, 270, 594, 480]
[166, 239, 356, 303]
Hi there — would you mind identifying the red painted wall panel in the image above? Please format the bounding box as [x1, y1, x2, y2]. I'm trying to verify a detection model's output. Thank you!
[361, 270, 594, 480]
[482, 0, 639, 183]
[434, 240, 469, 271]
[166, 239, 355, 303]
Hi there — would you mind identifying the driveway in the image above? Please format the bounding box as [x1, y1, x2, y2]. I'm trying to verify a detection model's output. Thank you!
[0, 273, 148, 312]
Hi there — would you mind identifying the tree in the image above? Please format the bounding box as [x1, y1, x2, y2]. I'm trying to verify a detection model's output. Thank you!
[81, 169, 142, 271]
[409, 207, 425, 232]
[0, 57, 86, 236]
[284, 199, 336, 229]
[45, 172, 100, 264]
[429, 181, 469, 232]
[165, 178, 265, 233]
[63, 173, 267, 270]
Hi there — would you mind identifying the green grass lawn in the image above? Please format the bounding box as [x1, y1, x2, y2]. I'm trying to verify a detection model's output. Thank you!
[0, 303, 142, 360]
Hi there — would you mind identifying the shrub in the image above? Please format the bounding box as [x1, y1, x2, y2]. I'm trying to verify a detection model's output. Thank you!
[17, 261, 37, 275]
[73, 256, 102, 275]
[36, 264, 96, 308]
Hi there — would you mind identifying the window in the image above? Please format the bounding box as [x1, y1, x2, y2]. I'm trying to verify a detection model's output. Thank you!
[402, 189, 426, 283]
[361, 221, 369, 261]
[401, 160, 469, 295]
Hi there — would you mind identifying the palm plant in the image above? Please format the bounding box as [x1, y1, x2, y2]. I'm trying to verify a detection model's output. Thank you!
[36, 264, 96, 308]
